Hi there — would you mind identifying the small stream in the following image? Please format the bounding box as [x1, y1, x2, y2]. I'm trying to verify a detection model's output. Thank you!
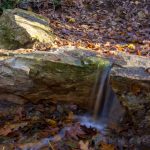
[25, 65, 125, 150]
[0, 65, 148, 150]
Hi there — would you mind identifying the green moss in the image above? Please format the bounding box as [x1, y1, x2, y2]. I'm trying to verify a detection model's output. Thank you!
[81, 56, 110, 68]
[16, 55, 109, 83]
[0, 0, 20, 10]
[0, 25, 20, 49]
[0, 22, 32, 49]
[30, 60, 97, 82]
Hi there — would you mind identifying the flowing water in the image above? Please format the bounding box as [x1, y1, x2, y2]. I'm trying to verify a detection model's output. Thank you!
[14, 65, 124, 150]
[23, 65, 123, 150]
[23, 65, 124, 150]
[80, 64, 123, 130]
[92, 65, 113, 121]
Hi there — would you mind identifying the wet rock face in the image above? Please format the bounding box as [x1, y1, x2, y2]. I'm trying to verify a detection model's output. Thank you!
[0, 8, 55, 49]
[110, 54, 150, 135]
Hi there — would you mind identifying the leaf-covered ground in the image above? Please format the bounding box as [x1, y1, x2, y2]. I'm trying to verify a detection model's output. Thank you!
[33, 0, 150, 57]
[0, 100, 140, 150]
[0, 1, 149, 149]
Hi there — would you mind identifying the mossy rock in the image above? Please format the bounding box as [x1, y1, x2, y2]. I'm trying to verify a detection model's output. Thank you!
[110, 53, 150, 134]
[0, 8, 55, 49]
[0, 47, 111, 106]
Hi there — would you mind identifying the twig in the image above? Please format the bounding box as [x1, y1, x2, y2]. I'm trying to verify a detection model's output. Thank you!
[48, 141, 55, 150]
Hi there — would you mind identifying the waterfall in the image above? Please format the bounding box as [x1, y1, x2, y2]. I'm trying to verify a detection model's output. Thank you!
[90, 65, 123, 125]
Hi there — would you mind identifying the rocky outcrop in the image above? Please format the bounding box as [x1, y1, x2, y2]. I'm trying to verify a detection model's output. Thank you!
[0, 46, 149, 138]
[0, 47, 110, 106]
[0, 8, 55, 49]
[110, 54, 150, 135]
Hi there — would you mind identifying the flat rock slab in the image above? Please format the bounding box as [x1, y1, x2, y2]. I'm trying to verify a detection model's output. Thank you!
[110, 53, 150, 135]
[0, 47, 110, 106]
[0, 46, 150, 136]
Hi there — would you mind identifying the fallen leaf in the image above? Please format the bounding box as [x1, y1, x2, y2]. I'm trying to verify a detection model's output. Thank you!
[65, 123, 85, 140]
[100, 142, 116, 150]
[138, 11, 146, 19]
[81, 25, 89, 29]
[0, 127, 12, 136]
[46, 119, 57, 127]
[128, 44, 135, 50]
[68, 18, 76, 23]
[115, 44, 123, 51]
[137, 50, 142, 56]
[65, 111, 74, 123]
[79, 140, 89, 150]
[53, 135, 62, 142]
[127, 27, 132, 31]
[0, 122, 28, 136]
[66, 140, 78, 149]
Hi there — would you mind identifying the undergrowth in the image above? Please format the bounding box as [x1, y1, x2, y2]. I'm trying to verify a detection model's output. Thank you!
[0, 0, 22, 9]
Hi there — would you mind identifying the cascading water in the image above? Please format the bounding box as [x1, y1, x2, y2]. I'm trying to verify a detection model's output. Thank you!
[79, 64, 123, 130]
[92, 65, 112, 121]
[91, 64, 123, 124]
[21, 64, 124, 150]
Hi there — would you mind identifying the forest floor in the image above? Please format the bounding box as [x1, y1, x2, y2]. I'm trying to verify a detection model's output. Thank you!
[0, 100, 138, 150]
[36, 0, 150, 57]
[0, 1, 149, 150]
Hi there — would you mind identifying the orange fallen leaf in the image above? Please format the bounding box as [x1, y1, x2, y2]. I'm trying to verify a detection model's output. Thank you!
[0, 127, 12, 136]
[0, 122, 28, 136]
[137, 50, 142, 56]
[116, 45, 123, 51]
[100, 142, 116, 150]
[87, 42, 95, 49]
[79, 140, 89, 150]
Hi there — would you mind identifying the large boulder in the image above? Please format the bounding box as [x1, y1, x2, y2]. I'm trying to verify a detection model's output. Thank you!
[0, 46, 149, 142]
[110, 54, 150, 135]
[0, 8, 55, 49]
[0, 46, 110, 105]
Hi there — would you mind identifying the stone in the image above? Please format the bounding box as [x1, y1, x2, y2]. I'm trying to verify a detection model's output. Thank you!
[138, 11, 146, 20]
[0, 46, 149, 138]
[0, 46, 110, 106]
[111, 21, 117, 26]
[0, 8, 55, 50]
[110, 53, 150, 135]
[0, 94, 27, 105]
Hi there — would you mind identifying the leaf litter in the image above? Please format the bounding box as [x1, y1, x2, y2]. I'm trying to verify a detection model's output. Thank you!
[29, 0, 150, 57]
[0, 98, 142, 150]
[0, 0, 150, 149]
